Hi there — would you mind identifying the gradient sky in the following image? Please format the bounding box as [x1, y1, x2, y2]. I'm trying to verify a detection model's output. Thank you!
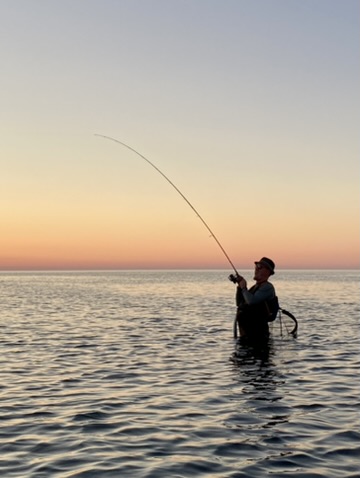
[1, 0, 359, 270]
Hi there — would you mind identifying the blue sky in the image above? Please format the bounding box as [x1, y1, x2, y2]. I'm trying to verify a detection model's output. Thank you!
[1, 0, 359, 269]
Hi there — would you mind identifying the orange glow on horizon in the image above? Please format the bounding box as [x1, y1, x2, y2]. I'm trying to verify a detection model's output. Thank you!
[1, 1, 358, 272]
[1, 226, 359, 271]
[1, 189, 359, 271]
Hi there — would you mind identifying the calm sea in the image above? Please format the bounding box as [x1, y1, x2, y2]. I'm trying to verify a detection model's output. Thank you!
[0, 270, 359, 478]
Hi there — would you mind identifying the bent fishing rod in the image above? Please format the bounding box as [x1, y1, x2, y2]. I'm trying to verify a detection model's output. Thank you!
[94, 134, 240, 277]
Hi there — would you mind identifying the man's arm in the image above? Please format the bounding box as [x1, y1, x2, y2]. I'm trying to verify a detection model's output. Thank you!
[241, 282, 275, 305]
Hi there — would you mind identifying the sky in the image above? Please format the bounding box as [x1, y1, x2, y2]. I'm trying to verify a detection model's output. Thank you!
[1, 0, 359, 270]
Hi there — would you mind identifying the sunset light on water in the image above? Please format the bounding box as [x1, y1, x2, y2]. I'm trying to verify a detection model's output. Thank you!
[1, 3, 359, 475]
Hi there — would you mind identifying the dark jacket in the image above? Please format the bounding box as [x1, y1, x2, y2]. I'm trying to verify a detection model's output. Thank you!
[236, 282, 277, 340]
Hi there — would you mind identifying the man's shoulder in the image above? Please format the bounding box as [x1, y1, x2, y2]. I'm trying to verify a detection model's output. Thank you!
[259, 281, 276, 297]
[259, 281, 275, 290]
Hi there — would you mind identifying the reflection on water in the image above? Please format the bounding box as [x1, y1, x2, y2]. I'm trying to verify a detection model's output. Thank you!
[230, 339, 293, 438]
[231, 337, 273, 365]
[0, 270, 359, 477]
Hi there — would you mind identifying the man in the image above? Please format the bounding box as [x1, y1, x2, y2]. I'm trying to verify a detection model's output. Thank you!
[233, 257, 278, 342]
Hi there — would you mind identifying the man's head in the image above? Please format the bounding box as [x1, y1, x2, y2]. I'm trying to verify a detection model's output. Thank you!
[253, 257, 275, 282]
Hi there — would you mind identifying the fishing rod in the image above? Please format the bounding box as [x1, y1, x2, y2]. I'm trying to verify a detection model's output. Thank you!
[94, 134, 240, 276]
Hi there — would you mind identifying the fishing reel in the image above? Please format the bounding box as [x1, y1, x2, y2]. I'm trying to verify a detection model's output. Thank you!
[228, 273, 240, 283]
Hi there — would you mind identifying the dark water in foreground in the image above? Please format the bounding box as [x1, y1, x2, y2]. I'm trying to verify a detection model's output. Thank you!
[0, 270, 359, 477]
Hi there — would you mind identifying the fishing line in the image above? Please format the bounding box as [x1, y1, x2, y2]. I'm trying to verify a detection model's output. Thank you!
[94, 133, 239, 276]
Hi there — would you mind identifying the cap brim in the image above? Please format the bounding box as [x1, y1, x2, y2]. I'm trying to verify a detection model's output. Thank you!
[255, 261, 274, 274]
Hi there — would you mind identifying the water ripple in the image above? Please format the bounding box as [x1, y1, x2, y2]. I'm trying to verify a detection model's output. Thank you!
[0, 270, 359, 477]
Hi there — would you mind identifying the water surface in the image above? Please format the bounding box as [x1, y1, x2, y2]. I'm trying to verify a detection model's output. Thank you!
[0, 270, 359, 477]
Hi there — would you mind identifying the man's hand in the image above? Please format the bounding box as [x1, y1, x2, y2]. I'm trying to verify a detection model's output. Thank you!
[238, 277, 247, 290]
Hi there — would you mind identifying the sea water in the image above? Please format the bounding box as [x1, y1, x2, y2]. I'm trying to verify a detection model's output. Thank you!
[0, 270, 359, 477]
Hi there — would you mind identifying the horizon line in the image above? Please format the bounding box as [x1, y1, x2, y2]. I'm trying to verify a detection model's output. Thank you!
[1, 267, 359, 273]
